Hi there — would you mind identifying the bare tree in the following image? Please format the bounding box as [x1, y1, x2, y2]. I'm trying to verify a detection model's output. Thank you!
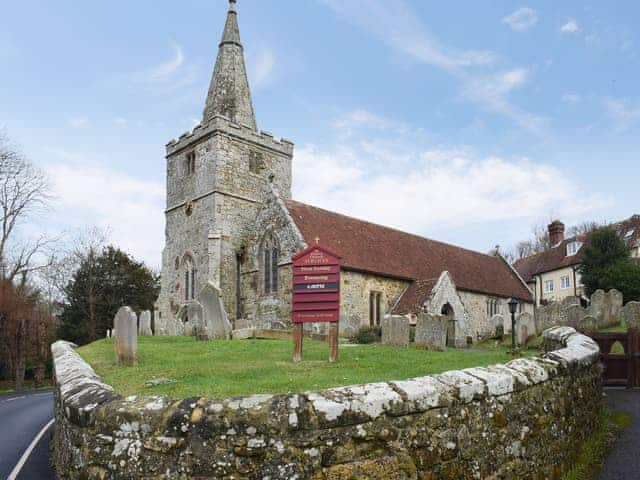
[0, 133, 52, 281]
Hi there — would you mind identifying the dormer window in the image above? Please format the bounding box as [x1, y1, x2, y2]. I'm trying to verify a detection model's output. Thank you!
[566, 241, 582, 256]
[186, 151, 196, 175]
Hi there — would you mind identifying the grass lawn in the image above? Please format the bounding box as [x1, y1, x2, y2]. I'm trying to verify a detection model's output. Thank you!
[77, 337, 539, 399]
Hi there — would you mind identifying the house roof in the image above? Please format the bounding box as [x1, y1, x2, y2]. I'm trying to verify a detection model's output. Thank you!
[514, 214, 640, 283]
[284, 199, 533, 312]
[614, 215, 640, 249]
[514, 237, 584, 283]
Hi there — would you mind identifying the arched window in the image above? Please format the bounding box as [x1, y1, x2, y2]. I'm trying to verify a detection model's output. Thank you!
[262, 235, 279, 295]
[183, 255, 196, 301]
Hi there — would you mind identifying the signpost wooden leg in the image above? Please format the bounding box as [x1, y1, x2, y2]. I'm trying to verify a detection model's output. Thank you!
[293, 323, 303, 363]
[328, 322, 339, 363]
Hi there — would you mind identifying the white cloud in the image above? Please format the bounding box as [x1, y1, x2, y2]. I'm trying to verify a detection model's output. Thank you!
[560, 20, 580, 34]
[41, 149, 164, 268]
[321, 0, 546, 137]
[68, 117, 89, 128]
[321, 0, 496, 71]
[114, 117, 127, 125]
[249, 47, 277, 89]
[293, 141, 603, 235]
[561, 93, 581, 104]
[502, 7, 539, 31]
[129, 41, 198, 94]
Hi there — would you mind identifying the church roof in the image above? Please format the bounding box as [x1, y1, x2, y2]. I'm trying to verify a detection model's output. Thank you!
[284, 199, 533, 311]
[203, 0, 257, 129]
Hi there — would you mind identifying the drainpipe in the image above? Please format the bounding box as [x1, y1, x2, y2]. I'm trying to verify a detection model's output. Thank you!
[572, 266, 577, 298]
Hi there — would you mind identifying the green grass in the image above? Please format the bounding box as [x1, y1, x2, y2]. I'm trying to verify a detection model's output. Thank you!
[0, 380, 52, 394]
[77, 337, 538, 399]
[562, 409, 630, 480]
[600, 320, 627, 333]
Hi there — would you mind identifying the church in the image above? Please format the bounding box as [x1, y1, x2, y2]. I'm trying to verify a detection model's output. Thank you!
[154, 0, 533, 347]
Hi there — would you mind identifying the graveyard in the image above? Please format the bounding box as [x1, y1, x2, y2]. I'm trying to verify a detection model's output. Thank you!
[77, 335, 538, 399]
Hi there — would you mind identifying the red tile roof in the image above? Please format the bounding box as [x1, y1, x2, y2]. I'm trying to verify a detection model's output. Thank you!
[514, 238, 583, 283]
[392, 278, 438, 315]
[284, 199, 533, 313]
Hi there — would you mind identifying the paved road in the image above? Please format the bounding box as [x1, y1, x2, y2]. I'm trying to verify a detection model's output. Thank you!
[597, 389, 640, 480]
[0, 390, 55, 480]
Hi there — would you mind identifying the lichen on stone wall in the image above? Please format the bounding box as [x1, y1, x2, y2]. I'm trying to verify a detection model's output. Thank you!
[52, 327, 602, 479]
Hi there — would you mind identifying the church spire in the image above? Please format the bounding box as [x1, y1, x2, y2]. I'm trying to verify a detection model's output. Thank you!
[203, 0, 257, 130]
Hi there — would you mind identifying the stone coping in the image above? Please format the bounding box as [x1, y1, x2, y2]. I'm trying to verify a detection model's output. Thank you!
[52, 326, 599, 431]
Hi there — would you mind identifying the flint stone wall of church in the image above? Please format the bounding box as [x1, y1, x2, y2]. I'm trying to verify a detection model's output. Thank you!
[157, 117, 293, 332]
[340, 271, 409, 330]
[52, 327, 601, 479]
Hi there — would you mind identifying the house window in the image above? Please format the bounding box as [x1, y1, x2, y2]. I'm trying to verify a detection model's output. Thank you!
[262, 235, 278, 295]
[625, 229, 635, 239]
[544, 280, 554, 293]
[369, 292, 382, 326]
[561, 275, 571, 290]
[248, 150, 263, 174]
[186, 151, 196, 175]
[183, 255, 196, 301]
[566, 241, 582, 256]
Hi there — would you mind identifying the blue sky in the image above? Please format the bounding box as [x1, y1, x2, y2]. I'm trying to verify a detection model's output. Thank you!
[1, 0, 638, 268]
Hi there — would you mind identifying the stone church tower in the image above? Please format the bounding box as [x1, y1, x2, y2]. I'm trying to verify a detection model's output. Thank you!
[155, 0, 294, 334]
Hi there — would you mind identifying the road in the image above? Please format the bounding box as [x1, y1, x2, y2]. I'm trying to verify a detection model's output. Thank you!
[597, 389, 640, 480]
[0, 390, 55, 480]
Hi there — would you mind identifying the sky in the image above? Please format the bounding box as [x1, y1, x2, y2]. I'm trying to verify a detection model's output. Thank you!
[1, 0, 639, 269]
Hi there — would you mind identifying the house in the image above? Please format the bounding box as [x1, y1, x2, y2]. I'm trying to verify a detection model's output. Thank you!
[514, 216, 640, 306]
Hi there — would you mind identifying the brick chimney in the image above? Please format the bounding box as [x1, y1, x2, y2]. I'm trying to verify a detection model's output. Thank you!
[548, 220, 565, 245]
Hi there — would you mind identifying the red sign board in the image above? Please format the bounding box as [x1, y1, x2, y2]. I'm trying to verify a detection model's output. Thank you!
[291, 244, 341, 323]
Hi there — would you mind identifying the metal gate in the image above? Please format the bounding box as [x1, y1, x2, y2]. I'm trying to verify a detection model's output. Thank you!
[588, 329, 640, 388]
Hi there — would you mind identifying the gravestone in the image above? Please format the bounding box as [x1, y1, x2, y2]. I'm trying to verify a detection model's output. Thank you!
[608, 289, 624, 328]
[587, 290, 606, 325]
[197, 282, 232, 340]
[139, 310, 153, 336]
[622, 302, 640, 330]
[581, 315, 598, 333]
[415, 313, 447, 351]
[188, 302, 204, 338]
[566, 305, 586, 329]
[183, 321, 193, 337]
[114, 306, 138, 365]
[516, 323, 529, 347]
[516, 312, 535, 346]
[490, 314, 505, 334]
[381, 315, 410, 347]
[106, 329, 111, 339]
[339, 314, 361, 339]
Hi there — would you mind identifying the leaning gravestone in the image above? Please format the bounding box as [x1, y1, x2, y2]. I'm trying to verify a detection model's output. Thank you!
[516, 312, 535, 346]
[139, 310, 153, 336]
[114, 306, 138, 365]
[587, 290, 606, 326]
[197, 282, 232, 340]
[381, 315, 410, 347]
[622, 302, 640, 330]
[415, 313, 447, 351]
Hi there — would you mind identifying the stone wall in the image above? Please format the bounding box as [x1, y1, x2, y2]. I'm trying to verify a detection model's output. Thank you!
[52, 327, 602, 479]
